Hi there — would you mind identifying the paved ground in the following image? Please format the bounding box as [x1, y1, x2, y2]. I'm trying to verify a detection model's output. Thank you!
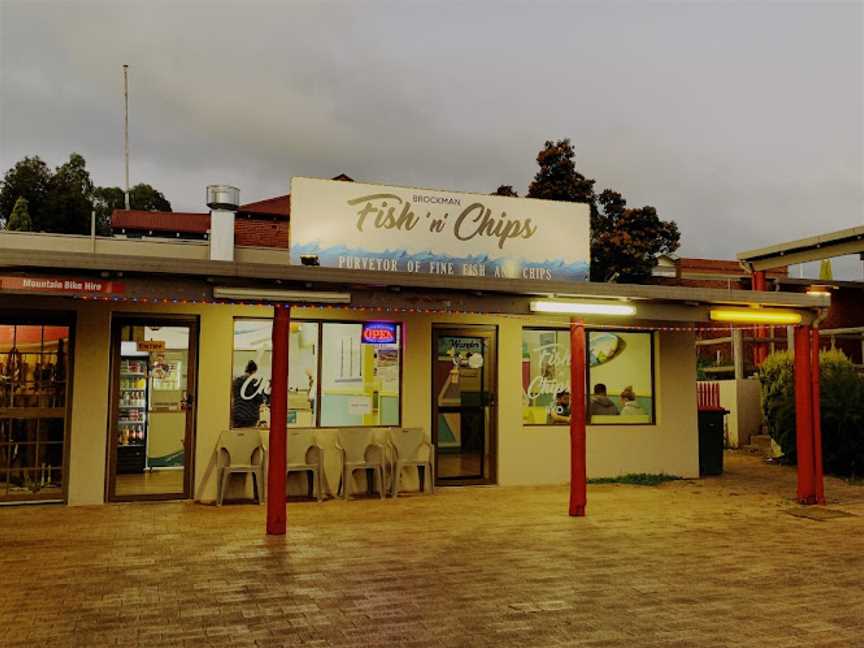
[2, 452, 864, 648]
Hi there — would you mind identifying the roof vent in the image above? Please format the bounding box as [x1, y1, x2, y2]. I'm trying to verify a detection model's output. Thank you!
[206, 185, 240, 211]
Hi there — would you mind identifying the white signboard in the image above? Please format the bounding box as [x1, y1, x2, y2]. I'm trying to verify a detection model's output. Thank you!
[290, 177, 590, 282]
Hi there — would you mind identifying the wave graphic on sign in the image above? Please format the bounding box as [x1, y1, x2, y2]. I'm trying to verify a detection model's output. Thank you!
[291, 242, 589, 281]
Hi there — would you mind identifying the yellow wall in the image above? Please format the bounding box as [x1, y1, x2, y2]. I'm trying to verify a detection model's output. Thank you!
[2, 296, 700, 505]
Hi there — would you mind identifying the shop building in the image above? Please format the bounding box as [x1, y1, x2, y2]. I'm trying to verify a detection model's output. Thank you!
[0, 179, 828, 507]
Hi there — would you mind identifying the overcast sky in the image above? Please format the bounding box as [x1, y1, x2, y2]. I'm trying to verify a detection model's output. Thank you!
[1, 1, 862, 277]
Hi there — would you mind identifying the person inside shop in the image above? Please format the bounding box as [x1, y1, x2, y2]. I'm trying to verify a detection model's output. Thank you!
[232, 360, 265, 428]
[590, 383, 619, 416]
[548, 390, 571, 424]
[619, 386, 645, 416]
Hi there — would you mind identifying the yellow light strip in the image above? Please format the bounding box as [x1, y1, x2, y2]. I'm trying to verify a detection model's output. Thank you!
[709, 308, 802, 325]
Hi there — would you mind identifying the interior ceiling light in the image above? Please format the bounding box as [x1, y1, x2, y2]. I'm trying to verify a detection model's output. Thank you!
[213, 287, 350, 303]
[806, 284, 831, 296]
[529, 300, 636, 316]
[709, 308, 802, 325]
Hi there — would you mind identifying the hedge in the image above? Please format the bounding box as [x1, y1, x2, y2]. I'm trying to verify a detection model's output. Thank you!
[759, 349, 864, 478]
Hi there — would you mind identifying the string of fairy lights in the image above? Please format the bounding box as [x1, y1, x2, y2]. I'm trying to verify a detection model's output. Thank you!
[73, 293, 812, 332]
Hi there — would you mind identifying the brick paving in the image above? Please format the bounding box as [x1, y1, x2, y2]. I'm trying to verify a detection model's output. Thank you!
[2, 452, 864, 647]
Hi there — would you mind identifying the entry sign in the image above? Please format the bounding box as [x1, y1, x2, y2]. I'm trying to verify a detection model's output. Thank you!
[361, 322, 398, 345]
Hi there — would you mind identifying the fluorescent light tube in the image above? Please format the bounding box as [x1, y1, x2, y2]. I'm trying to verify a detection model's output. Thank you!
[213, 287, 351, 303]
[530, 300, 636, 316]
[709, 308, 802, 325]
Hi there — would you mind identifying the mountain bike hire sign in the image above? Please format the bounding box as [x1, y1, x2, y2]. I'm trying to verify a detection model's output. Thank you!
[289, 177, 590, 282]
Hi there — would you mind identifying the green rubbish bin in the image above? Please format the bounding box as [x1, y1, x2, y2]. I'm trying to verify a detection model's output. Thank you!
[698, 408, 727, 476]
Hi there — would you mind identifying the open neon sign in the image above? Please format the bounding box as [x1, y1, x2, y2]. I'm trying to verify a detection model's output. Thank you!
[361, 322, 398, 344]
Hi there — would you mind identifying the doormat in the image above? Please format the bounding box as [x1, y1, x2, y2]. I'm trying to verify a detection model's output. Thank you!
[784, 507, 856, 522]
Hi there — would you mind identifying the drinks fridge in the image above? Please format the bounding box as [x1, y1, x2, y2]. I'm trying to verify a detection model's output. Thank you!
[117, 354, 148, 474]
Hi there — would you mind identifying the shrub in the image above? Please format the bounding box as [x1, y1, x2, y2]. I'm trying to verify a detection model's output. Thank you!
[759, 349, 864, 477]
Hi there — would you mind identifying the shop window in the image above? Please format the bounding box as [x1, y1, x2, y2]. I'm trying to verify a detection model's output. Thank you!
[522, 329, 571, 425]
[231, 320, 319, 428]
[0, 323, 70, 502]
[320, 323, 401, 427]
[231, 319, 401, 428]
[588, 331, 654, 425]
[522, 328, 655, 425]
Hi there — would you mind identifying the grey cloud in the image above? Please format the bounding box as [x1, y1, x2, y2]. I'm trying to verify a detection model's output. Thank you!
[1, 0, 861, 277]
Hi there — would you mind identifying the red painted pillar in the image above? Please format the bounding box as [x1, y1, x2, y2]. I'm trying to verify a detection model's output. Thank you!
[266, 304, 290, 535]
[794, 326, 816, 504]
[811, 327, 825, 504]
[569, 320, 587, 517]
[752, 271, 768, 366]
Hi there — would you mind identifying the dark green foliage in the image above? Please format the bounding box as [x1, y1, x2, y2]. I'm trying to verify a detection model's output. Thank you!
[0, 156, 51, 230]
[523, 139, 680, 282]
[1, 153, 172, 236]
[491, 185, 518, 197]
[588, 473, 681, 486]
[6, 196, 33, 231]
[93, 184, 172, 235]
[44, 153, 94, 234]
[527, 139, 596, 204]
[759, 349, 864, 477]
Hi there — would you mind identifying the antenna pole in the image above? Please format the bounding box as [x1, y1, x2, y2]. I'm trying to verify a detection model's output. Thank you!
[123, 64, 130, 210]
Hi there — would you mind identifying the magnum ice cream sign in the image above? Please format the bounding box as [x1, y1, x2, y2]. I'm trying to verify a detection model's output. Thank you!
[289, 177, 590, 281]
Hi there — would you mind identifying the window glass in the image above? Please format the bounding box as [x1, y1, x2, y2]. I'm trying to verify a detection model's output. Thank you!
[0, 323, 70, 502]
[320, 322, 400, 427]
[522, 329, 571, 425]
[231, 319, 319, 428]
[521, 328, 655, 425]
[588, 331, 654, 424]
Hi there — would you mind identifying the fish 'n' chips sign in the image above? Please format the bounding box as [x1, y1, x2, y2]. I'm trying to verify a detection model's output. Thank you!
[289, 177, 590, 281]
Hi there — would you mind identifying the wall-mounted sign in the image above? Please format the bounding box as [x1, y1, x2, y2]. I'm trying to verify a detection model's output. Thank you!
[136, 340, 166, 353]
[361, 321, 398, 345]
[0, 275, 125, 295]
[290, 177, 590, 282]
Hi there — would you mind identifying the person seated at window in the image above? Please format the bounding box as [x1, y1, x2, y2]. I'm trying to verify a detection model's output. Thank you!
[590, 383, 619, 416]
[232, 360, 264, 428]
[548, 390, 571, 424]
[619, 386, 644, 416]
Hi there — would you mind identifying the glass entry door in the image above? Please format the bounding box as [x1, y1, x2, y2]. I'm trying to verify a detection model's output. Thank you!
[108, 317, 198, 501]
[432, 326, 497, 484]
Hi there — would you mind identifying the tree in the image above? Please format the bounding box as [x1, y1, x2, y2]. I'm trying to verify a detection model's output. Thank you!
[42, 153, 95, 234]
[592, 190, 680, 282]
[524, 139, 680, 282]
[527, 139, 595, 205]
[0, 156, 52, 229]
[1, 153, 173, 236]
[93, 184, 172, 235]
[492, 185, 518, 197]
[6, 197, 33, 231]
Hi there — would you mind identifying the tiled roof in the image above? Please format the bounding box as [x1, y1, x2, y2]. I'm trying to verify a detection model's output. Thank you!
[236, 174, 353, 219]
[238, 195, 290, 219]
[111, 209, 210, 234]
[680, 258, 787, 278]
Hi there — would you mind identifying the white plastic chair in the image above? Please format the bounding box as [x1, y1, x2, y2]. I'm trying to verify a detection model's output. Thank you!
[287, 429, 324, 502]
[389, 427, 435, 498]
[217, 429, 265, 505]
[337, 428, 387, 500]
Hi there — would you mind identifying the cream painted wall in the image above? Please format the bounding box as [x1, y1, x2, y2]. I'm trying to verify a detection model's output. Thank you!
[66, 303, 110, 505]
[5, 297, 701, 505]
[496, 329, 699, 485]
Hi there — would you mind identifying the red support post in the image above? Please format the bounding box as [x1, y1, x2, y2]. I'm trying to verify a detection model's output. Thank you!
[794, 326, 817, 504]
[752, 270, 769, 366]
[266, 304, 290, 535]
[569, 320, 587, 517]
[811, 327, 825, 504]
